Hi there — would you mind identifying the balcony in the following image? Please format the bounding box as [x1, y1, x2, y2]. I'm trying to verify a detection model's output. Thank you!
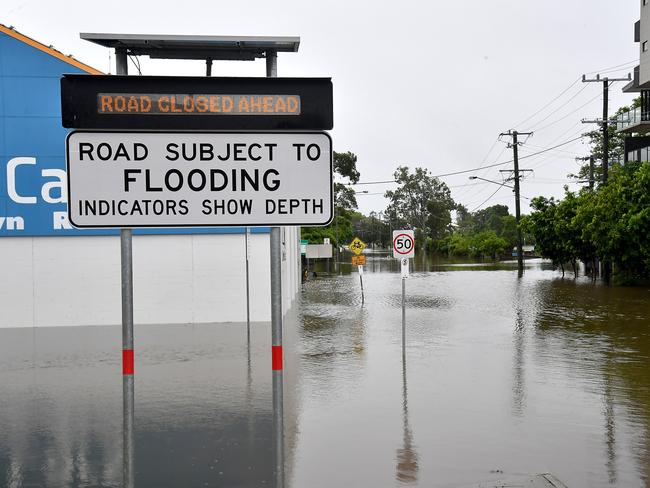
[616, 106, 650, 133]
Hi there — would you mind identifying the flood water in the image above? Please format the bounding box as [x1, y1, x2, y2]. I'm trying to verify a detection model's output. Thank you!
[2, 256, 650, 487]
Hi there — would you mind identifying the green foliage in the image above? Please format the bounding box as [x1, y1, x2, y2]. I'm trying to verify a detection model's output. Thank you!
[474, 231, 509, 258]
[351, 211, 391, 247]
[436, 230, 508, 260]
[521, 197, 563, 266]
[440, 204, 518, 259]
[525, 162, 650, 282]
[333, 151, 361, 212]
[384, 166, 455, 246]
[301, 151, 360, 247]
[582, 162, 650, 279]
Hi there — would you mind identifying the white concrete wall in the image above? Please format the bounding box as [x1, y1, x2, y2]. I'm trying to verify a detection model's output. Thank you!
[0, 230, 301, 328]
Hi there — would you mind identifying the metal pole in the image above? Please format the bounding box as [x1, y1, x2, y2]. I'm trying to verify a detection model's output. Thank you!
[116, 47, 135, 488]
[206, 57, 213, 77]
[602, 79, 612, 285]
[335, 207, 339, 273]
[512, 131, 524, 276]
[602, 79, 609, 184]
[359, 266, 364, 305]
[267, 49, 284, 488]
[246, 227, 251, 344]
[401, 277, 406, 359]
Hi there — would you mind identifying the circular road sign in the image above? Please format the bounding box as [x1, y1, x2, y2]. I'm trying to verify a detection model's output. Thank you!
[393, 230, 415, 259]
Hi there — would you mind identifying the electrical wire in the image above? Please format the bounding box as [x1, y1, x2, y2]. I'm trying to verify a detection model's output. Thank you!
[527, 84, 590, 130]
[510, 60, 635, 132]
[469, 185, 503, 212]
[584, 59, 637, 76]
[351, 135, 585, 186]
[533, 90, 603, 132]
[513, 77, 582, 128]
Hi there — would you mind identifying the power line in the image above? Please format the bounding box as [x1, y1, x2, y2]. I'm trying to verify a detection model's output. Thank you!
[436, 135, 584, 176]
[513, 77, 581, 128]
[469, 185, 503, 212]
[451, 144, 509, 201]
[584, 59, 637, 76]
[533, 90, 603, 132]
[351, 135, 585, 186]
[510, 60, 635, 132]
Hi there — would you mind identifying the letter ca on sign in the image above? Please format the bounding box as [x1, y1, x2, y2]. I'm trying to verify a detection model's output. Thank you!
[5, 157, 67, 204]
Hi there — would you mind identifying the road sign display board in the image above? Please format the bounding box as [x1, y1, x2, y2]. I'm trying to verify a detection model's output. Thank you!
[351, 255, 366, 266]
[61, 75, 333, 130]
[349, 237, 366, 255]
[393, 230, 415, 259]
[66, 131, 332, 228]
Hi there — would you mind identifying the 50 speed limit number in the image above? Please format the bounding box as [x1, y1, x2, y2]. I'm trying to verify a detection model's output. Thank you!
[392, 230, 415, 259]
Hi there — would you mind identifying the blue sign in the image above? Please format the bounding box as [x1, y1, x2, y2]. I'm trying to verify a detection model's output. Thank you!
[0, 27, 267, 237]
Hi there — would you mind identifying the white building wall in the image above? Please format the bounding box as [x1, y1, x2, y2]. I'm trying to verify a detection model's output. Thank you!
[0, 231, 300, 328]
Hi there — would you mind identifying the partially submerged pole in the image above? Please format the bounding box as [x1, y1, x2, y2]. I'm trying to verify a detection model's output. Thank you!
[116, 47, 135, 488]
[267, 49, 285, 488]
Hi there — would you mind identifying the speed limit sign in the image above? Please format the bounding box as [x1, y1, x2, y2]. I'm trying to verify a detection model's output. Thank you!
[393, 230, 415, 259]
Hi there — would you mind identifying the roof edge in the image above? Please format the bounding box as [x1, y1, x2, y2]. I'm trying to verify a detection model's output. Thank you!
[0, 24, 102, 75]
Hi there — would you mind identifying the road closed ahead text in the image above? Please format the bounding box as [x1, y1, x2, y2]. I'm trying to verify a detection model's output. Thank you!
[66, 132, 332, 227]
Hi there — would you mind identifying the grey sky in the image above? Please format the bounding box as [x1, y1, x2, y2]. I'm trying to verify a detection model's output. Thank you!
[4, 0, 640, 216]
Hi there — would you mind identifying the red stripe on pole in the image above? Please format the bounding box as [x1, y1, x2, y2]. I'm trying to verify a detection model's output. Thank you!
[123, 349, 134, 375]
[272, 345, 283, 371]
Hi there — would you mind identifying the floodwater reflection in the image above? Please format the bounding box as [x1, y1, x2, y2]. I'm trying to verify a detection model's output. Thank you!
[396, 353, 419, 484]
[290, 256, 650, 487]
[2, 257, 650, 487]
[0, 325, 274, 487]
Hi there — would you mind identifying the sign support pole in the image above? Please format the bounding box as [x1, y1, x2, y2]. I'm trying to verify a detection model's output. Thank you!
[401, 275, 406, 359]
[393, 231, 413, 361]
[246, 227, 251, 345]
[267, 49, 285, 488]
[116, 48, 135, 488]
[359, 265, 364, 305]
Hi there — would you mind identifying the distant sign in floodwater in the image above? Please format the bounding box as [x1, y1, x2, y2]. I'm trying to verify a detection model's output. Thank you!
[349, 237, 366, 255]
[393, 230, 415, 259]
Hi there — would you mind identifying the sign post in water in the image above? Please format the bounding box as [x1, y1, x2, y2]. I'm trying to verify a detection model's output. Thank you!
[349, 236, 366, 304]
[393, 230, 414, 354]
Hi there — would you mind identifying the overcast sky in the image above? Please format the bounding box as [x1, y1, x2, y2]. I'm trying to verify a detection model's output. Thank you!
[5, 0, 641, 216]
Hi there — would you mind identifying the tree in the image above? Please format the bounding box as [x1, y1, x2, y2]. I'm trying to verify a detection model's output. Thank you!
[352, 211, 390, 248]
[301, 151, 360, 247]
[521, 196, 570, 275]
[384, 166, 455, 246]
[581, 161, 650, 282]
[472, 231, 509, 260]
[526, 163, 650, 282]
[472, 204, 510, 233]
[333, 151, 360, 212]
[454, 204, 474, 235]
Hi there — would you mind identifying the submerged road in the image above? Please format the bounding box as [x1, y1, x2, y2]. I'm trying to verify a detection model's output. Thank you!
[1, 257, 649, 487]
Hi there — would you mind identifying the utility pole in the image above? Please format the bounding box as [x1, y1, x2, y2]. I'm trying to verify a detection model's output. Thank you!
[582, 73, 630, 284]
[575, 156, 595, 191]
[499, 130, 533, 276]
[582, 74, 631, 184]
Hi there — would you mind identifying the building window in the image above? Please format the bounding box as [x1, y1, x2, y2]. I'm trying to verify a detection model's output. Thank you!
[644, 41, 648, 52]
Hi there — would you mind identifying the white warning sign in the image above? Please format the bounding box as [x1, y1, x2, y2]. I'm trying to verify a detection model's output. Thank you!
[66, 131, 333, 228]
